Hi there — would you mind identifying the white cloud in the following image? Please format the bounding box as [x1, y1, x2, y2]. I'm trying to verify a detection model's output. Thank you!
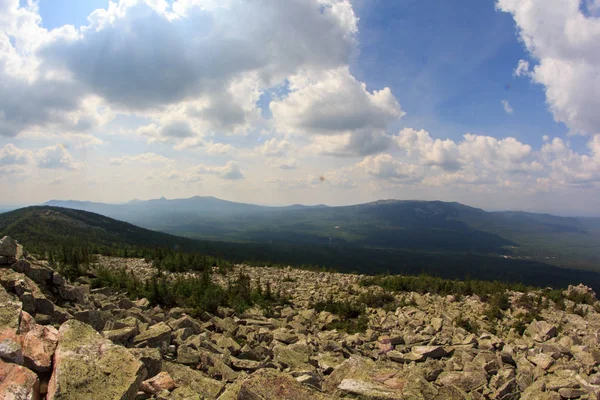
[271, 67, 403, 136]
[138, 120, 197, 144]
[498, 0, 600, 135]
[0, 143, 30, 165]
[395, 128, 461, 171]
[205, 142, 234, 155]
[358, 128, 600, 191]
[109, 152, 173, 166]
[36, 144, 78, 170]
[195, 161, 244, 180]
[260, 138, 290, 157]
[358, 154, 422, 182]
[514, 59, 531, 77]
[501, 100, 514, 114]
[540, 135, 600, 184]
[309, 131, 394, 157]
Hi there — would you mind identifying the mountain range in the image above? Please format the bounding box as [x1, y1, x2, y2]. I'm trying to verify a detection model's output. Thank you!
[42, 196, 600, 271]
[1, 204, 600, 290]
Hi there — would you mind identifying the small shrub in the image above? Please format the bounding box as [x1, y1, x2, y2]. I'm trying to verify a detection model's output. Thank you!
[455, 313, 479, 334]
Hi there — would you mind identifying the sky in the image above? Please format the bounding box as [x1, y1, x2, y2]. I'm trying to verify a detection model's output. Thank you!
[1, 0, 599, 216]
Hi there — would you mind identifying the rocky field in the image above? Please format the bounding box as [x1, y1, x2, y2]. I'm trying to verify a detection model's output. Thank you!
[1, 236, 600, 399]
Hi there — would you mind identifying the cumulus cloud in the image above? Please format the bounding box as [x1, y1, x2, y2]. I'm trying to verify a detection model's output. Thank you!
[0, 143, 30, 165]
[271, 67, 403, 135]
[309, 131, 394, 157]
[0, 0, 361, 138]
[205, 142, 234, 155]
[498, 0, 600, 135]
[395, 128, 461, 171]
[501, 100, 514, 114]
[109, 152, 173, 166]
[138, 120, 197, 144]
[358, 154, 422, 182]
[195, 161, 244, 180]
[540, 135, 600, 184]
[260, 138, 290, 157]
[36, 144, 78, 170]
[358, 128, 600, 191]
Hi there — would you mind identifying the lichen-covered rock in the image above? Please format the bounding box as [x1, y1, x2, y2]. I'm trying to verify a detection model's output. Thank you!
[103, 326, 137, 345]
[162, 361, 224, 399]
[47, 320, 146, 400]
[273, 343, 310, 368]
[133, 322, 171, 348]
[525, 321, 558, 343]
[0, 286, 22, 331]
[128, 347, 162, 379]
[437, 370, 488, 392]
[0, 359, 40, 400]
[73, 310, 108, 331]
[237, 368, 329, 400]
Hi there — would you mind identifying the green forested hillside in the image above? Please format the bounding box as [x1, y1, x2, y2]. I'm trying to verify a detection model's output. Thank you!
[2, 206, 600, 291]
[42, 197, 600, 271]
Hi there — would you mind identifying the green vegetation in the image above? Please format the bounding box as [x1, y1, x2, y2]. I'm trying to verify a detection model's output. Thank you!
[45, 197, 600, 272]
[360, 274, 530, 298]
[92, 267, 288, 315]
[2, 206, 600, 292]
[312, 297, 368, 333]
[455, 313, 479, 334]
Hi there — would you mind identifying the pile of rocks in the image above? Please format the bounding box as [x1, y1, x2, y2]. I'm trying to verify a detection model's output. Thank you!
[1, 235, 600, 399]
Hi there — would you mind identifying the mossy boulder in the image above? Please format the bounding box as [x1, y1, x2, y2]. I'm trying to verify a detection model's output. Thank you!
[162, 361, 224, 399]
[48, 320, 146, 400]
[238, 368, 329, 400]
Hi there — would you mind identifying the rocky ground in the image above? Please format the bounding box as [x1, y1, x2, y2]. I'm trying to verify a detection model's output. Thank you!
[1, 236, 600, 399]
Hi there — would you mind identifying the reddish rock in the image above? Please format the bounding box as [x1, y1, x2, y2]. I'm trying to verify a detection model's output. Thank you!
[0, 328, 23, 365]
[140, 371, 176, 395]
[0, 359, 40, 400]
[22, 325, 59, 372]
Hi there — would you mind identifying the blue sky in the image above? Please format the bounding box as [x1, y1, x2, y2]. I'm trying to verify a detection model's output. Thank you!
[1, 0, 599, 215]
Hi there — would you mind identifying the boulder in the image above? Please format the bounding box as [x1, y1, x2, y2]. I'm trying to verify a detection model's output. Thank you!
[0, 359, 40, 400]
[412, 346, 448, 359]
[0, 286, 22, 331]
[273, 344, 310, 368]
[0, 236, 22, 259]
[103, 326, 137, 345]
[167, 315, 201, 334]
[237, 368, 329, 400]
[74, 310, 108, 331]
[58, 284, 89, 303]
[0, 328, 23, 364]
[133, 322, 171, 348]
[24, 264, 53, 286]
[525, 321, 558, 342]
[128, 347, 162, 379]
[47, 320, 146, 400]
[337, 379, 405, 399]
[162, 361, 224, 399]
[140, 371, 176, 395]
[273, 330, 299, 345]
[22, 324, 59, 372]
[437, 370, 488, 392]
